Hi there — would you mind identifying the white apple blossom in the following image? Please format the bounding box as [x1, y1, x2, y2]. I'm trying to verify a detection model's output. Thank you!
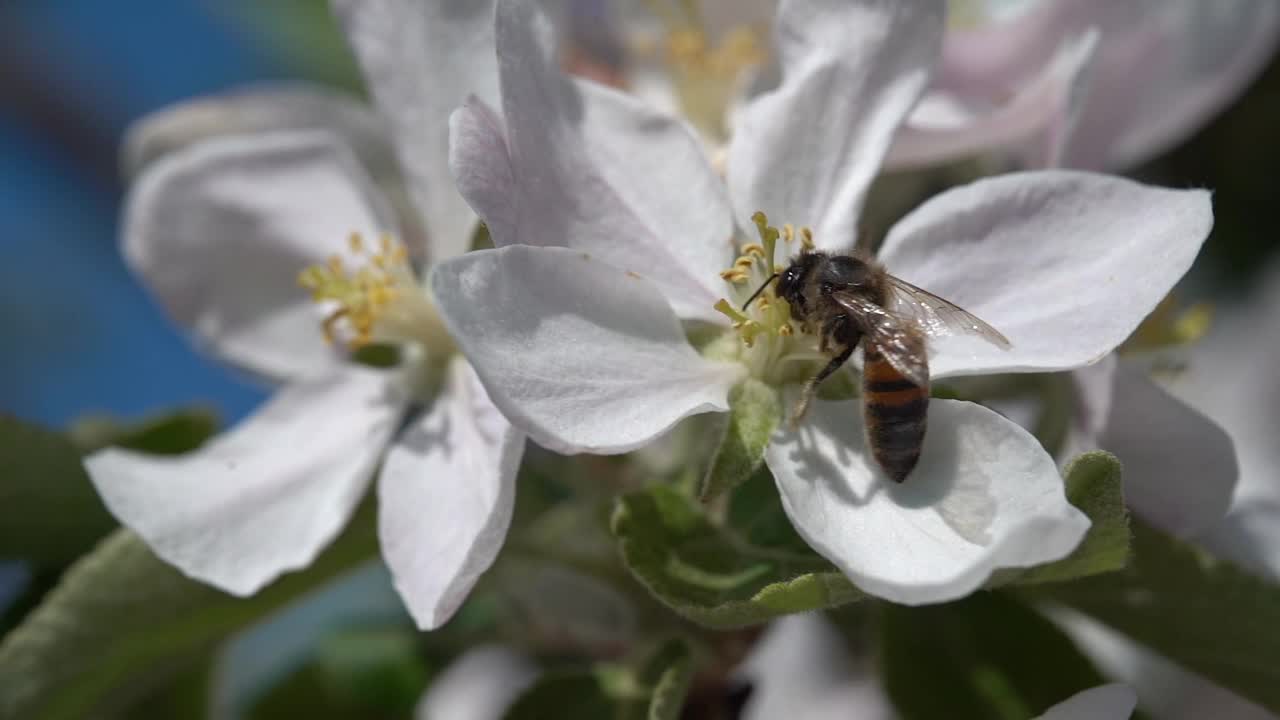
[432, 0, 1213, 604]
[924, 0, 1280, 170]
[84, 0, 531, 630]
[578, 0, 1275, 173]
[570, 0, 1096, 167]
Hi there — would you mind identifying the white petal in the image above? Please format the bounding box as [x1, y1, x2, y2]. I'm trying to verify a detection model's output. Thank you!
[429, 245, 742, 454]
[379, 358, 525, 629]
[448, 0, 735, 321]
[124, 130, 398, 382]
[122, 84, 392, 178]
[879, 171, 1213, 379]
[415, 645, 537, 720]
[1036, 684, 1137, 720]
[1057, 608, 1273, 720]
[1059, 354, 1117, 462]
[766, 397, 1088, 604]
[740, 614, 893, 720]
[1098, 2, 1280, 170]
[331, 0, 499, 261]
[1104, 366, 1237, 539]
[726, 0, 945, 252]
[85, 367, 404, 596]
[888, 30, 1097, 170]
[1202, 500, 1280, 584]
[940, 0, 1280, 170]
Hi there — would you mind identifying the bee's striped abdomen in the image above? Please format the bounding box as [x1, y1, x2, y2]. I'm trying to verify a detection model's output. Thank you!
[862, 346, 928, 483]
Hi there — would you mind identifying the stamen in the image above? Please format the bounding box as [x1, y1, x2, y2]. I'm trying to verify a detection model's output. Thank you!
[750, 211, 780, 274]
[299, 232, 435, 351]
[641, 0, 766, 141]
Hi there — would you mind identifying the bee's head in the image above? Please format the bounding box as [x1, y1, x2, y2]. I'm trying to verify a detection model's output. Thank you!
[775, 252, 823, 305]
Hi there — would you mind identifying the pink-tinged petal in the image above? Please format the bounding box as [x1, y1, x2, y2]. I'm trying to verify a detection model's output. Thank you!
[940, 0, 1280, 170]
[379, 358, 525, 629]
[888, 30, 1097, 170]
[415, 645, 537, 720]
[766, 397, 1088, 605]
[1103, 366, 1237, 539]
[85, 366, 404, 596]
[331, 0, 499, 262]
[726, 0, 944, 253]
[448, 0, 735, 321]
[122, 84, 392, 179]
[1099, 3, 1280, 170]
[879, 171, 1212, 378]
[429, 245, 742, 454]
[124, 130, 397, 382]
[1036, 684, 1137, 720]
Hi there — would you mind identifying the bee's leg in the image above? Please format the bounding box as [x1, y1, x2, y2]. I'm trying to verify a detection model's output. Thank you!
[790, 343, 855, 429]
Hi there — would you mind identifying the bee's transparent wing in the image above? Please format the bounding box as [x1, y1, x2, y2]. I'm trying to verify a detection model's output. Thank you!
[830, 291, 929, 387]
[884, 275, 1012, 349]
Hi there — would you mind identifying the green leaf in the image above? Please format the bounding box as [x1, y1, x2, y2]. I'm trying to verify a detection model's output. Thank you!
[249, 627, 427, 720]
[1040, 518, 1280, 714]
[612, 484, 862, 628]
[879, 592, 1109, 720]
[504, 639, 694, 720]
[700, 379, 780, 502]
[69, 407, 220, 456]
[0, 503, 379, 720]
[996, 451, 1130, 587]
[0, 416, 114, 567]
[638, 639, 694, 720]
[505, 671, 622, 720]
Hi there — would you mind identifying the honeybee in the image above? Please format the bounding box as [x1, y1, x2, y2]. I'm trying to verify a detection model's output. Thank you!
[745, 251, 1011, 482]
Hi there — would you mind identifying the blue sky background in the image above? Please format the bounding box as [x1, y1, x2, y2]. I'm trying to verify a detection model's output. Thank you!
[0, 1, 297, 428]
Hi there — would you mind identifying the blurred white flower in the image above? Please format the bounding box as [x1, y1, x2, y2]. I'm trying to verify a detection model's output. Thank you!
[433, 0, 1213, 605]
[415, 645, 537, 720]
[738, 614, 894, 720]
[740, 613, 1136, 720]
[1169, 261, 1280, 580]
[582, 0, 1276, 172]
[925, 0, 1280, 170]
[84, 0, 531, 631]
[1059, 355, 1238, 540]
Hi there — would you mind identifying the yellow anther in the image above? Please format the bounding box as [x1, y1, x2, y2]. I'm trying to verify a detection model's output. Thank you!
[715, 298, 749, 324]
[779, 323, 794, 336]
[800, 227, 814, 250]
[300, 232, 423, 351]
[734, 257, 755, 269]
[782, 224, 794, 244]
[741, 243, 766, 258]
[720, 268, 748, 281]
[1123, 295, 1214, 353]
[751, 211, 781, 273]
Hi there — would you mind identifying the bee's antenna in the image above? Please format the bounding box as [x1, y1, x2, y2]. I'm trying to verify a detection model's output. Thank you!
[742, 273, 779, 310]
